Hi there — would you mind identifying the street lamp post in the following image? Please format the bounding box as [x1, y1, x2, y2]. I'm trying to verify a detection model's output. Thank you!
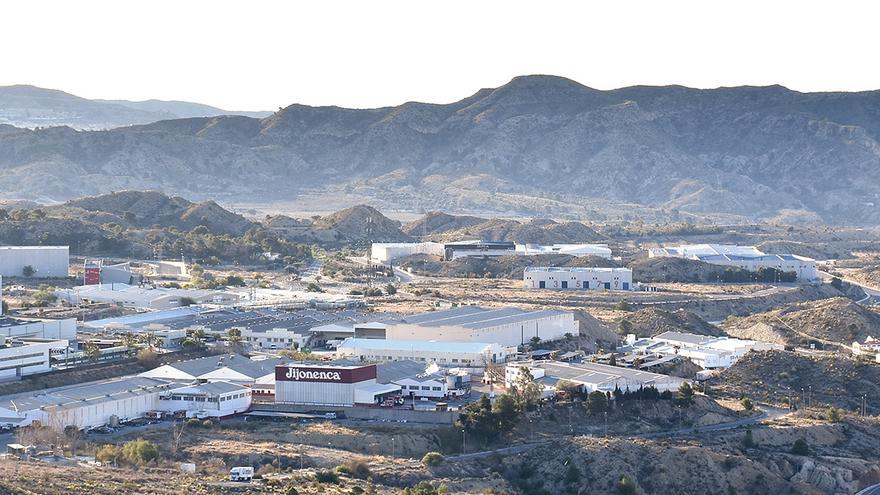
[462, 429, 466, 454]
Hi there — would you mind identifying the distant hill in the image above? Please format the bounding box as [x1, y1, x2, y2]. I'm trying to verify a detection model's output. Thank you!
[0, 85, 269, 130]
[404, 214, 604, 244]
[53, 190, 255, 236]
[266, 205, 412, 246]
[630, 257, 748, 283]
[4, 76, 880, 223]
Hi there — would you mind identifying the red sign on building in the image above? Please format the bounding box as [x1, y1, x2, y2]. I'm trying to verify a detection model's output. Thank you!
[84, 267, 100, 285]
[275, 364, 376, 384]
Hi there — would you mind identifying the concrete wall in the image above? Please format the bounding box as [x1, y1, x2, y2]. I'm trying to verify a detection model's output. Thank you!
[254, 402, 457, 425]
[0, 247, 68, 278]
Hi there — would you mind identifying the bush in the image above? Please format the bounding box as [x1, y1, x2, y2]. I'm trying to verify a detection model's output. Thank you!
[790, 438, 809, 456]
[615, 300, 632, 312]
[827, 407, 841, 423]
[122, 438, 159, 465]
[565, 462, 582, 484]
[385, 284, 397, 295]
[306, 282, 323, 293]
[95, 444, 123, 465]
[741, 398, 754, 411]
[743, 429, 756, 449]
[616, 476, 638, 495]
[337, 459, 373, 479]
[315, 470, 340, 484]
[421, 451, 445, 467]
[135, 348, 158, 367]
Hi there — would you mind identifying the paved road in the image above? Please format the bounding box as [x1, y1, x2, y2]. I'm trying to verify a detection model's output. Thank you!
[637, 284, 797, 307]
[856, 484, 880, 495]
[817, 270, 880, 305]
[633, 404, 789, 439]
[446, 441, 547, 461]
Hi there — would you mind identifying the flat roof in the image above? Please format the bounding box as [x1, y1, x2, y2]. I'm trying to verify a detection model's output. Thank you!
[339, 338, 495, 353]
[512, 360, 678, 386]
[524, 267, 631, 273]
[398, 306, 569, 330]
[653, 331, 712, 346]
[0, 246, 68, 250]
[154, 354, 284, 379]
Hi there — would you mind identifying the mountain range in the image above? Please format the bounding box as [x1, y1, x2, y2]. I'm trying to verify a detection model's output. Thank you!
[0, 85, 270, 130]
[1, 76, 880, 224]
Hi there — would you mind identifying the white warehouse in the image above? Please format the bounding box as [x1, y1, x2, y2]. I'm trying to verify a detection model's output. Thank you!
[524, 267, 633, 291]
[382, 306, 578, 347]
[0, 246, 69, 278]
[371, 242, 445, 264]
[335, 338, 508, 366]
[649, 244, 817, 281]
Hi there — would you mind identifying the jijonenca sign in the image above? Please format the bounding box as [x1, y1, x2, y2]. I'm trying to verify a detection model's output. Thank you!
[284, 367, 342, 381]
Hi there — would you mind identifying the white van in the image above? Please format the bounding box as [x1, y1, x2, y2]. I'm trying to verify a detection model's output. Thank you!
[229, 466, 254, 482]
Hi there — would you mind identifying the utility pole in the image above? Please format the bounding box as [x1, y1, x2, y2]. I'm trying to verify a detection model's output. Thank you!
[604, 411, 608, 438]
[461, 429, 466, 454]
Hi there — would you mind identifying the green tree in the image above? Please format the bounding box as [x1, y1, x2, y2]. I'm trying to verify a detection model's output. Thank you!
[385, 284, 397, 295]
[178, 296, 197, 307]
[741, 398, 754, 411]
[84, 341, 101, 362]
[586, 391, 609, 415]
[122, 438, 159, 465]
[618, 319, 633, 334]
[675, 382, 694, 407]
[459, 395, 498, 440]
[512, 366, 542, 411]
[135, 348, 158, 367]
[615, 299, 632, 312]
[223, 274, 246, 287]
[492, 393, 520, 434]
[529, 336, 542, 349]
[22, 265, 35, 277]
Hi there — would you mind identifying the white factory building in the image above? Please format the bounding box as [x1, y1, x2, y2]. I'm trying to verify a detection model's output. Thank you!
[506, 360, 687, 396]
[335, 338, 509, 366]
[0, 337, 69, 380]
[648, 244, 817, 281]
[371, 241, 612, 264]
[0, 376, 253, 429]
[139, 354, 283, 385]
[56, 283, 240, 310]
[0, 246, 69, 278]
[515, 244, 612, 259]
[524, 267, 633, 290]
[0, 316, 76, 340]
[371, 242, 445, 264]
[376, 306, 578, 347]
[622, 331, 784, 369]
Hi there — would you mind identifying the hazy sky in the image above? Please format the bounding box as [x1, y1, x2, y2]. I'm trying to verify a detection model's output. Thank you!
[3, 0, 879, 110]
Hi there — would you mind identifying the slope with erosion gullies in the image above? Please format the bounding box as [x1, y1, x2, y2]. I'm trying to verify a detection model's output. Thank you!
[399, 253, 618, 279]
[630, 256, 750, 283]
[619, 308, 724, 338]
[5, 77, 880, 223]
[718, 350, 880, 412]
[269, 205, 412, 246]
[54, 190, 255, 235]
[404, 214, 604, 244]
[722, 297, 880, 347]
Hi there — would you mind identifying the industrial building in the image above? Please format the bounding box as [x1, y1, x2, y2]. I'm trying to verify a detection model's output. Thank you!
[139, 354, 283, 385]
[0, 315, 76, 340]
[0, 337, 69, 380]
[378, 306, 578, 347]
[621, 332, 784, 369]
[0, 375, 253, 429]
[524, 267, 633, 290]
[371, 242, 445, 264]
[515, 244, 612, 258]
[506, 360, 687, 396]
[371, 241, 613, 263]
[0, 246, 69, 278]
[56, 284, 240, 310]
[274, 362, 400, 407]
[648, 244, 817, 281]
[83, 259, 142, 285]
[335, 338, 508, 366]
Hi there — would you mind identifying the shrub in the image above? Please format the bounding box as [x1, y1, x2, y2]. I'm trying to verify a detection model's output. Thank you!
[385, 284, 397, 295]
[616, 476, 637, 495]
[337, 459, 372, 479]
[95, 444, 123, 465]
[315, 470, 340, 484]
[122, 438, 159, 465]
[136, 348, 158, 367]
[421, 451, 445, 467]
[743, 429, 756, 449]
[741, 398, 754, 411]
[791, 438, 809, 456]
[827, 407, 841, 423]
[615, 300, 632, 311]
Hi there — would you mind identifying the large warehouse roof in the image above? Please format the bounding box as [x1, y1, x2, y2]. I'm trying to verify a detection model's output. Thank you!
[339, 338, 496, 353]
[0, 376, 174, 414]
[399, 306, 568, 330]
[514, 360, 677, 388]
[140, 354, 283, 382]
